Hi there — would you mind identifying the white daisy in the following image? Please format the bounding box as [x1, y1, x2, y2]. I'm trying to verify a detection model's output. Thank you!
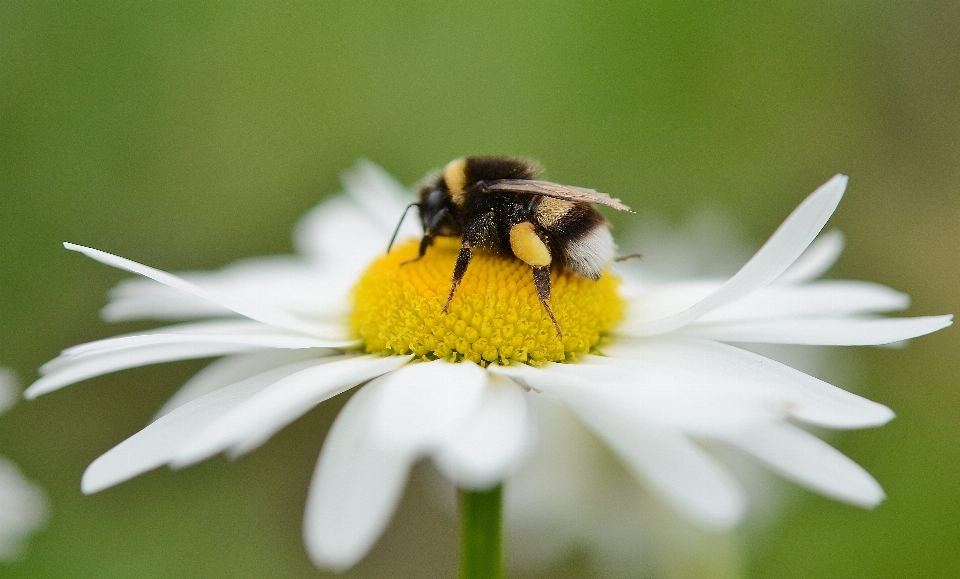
[26, 162, 951, 571]
[0, 369, 48, 560]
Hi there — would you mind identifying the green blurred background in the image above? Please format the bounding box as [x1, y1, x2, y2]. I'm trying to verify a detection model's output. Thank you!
[1, 1, 957, 578]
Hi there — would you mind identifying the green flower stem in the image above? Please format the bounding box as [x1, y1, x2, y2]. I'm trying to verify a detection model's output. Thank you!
[458, 484, 504, 579]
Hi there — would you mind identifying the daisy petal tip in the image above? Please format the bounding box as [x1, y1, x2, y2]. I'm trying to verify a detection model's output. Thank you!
[855, 406, 896, 429]
[798, 174, 848, 221]
[846, 478, 886, 509]
[813, 400, 896, 430]
[837, 408, 895, 430]
[80, 449, 143, 495]
[866, 490, 887, 509]
[303, 527, 365, 574]
[305, 550, 353, 574]
[878, 405, 896, 425]
[22, 379, 57, 400]
[815, 483, 886, 510]
[824, 173, 849, 194]
[79, 467, 112, 496]
[904, 314, 953, 341]
[703, 487, 750, 530]
[349, 157, 381, 177]
[812, 173, 847, 209]
[63, 241, 98, 258]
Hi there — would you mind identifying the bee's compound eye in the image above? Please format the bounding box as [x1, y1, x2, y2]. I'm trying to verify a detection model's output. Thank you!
[426, 188, 446, 208]
[420, 188, 448, 227]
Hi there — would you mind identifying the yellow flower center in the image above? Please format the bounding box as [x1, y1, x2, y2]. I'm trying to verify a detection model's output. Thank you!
[350, 238, 624, 365]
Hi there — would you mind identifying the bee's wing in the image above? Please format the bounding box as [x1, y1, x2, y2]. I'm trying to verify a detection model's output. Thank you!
[484, 179, 633, 212]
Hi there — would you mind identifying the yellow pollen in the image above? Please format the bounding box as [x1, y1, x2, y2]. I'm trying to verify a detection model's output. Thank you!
[350, 238, 625, 366]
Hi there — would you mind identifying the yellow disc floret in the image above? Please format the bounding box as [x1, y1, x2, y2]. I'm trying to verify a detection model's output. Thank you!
[350, 238, 624, 366]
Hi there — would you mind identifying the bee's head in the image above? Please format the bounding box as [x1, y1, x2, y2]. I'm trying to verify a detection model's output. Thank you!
[415, 168, 459, 237]
[416, 156, 491, 234]
[417, 186, 448, 227]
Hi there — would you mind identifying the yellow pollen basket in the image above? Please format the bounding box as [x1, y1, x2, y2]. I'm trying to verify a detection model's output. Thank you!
[350, 238, 625, 366]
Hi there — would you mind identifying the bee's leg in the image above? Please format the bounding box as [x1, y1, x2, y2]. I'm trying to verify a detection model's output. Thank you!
[532, 266, 562, 337]
[614, 253, 643, 262]
[442, 246, 472, 312]
[508, 221, 561, 335]
[401, 234, 433, 266]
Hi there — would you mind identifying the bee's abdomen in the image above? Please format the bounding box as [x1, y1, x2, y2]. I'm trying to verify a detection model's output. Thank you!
[534, 199, 614, 280]
[559, 225, 615, 280]
[533, 197, 576, 227]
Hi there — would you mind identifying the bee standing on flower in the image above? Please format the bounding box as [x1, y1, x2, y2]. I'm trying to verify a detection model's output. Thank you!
[389, 156, 633, 335]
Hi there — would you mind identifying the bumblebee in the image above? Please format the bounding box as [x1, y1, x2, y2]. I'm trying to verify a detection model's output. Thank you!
[388, 156, 632, 335]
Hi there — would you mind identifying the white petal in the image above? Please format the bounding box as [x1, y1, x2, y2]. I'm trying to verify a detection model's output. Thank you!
[620, 280, 910, 332]
[492, 365, 747, 528]
[171, 354, 412, 467]
[341, 159, 417, 234]
[64, 243, 335, 338]
[367, 360, 488, 453]
[80, 364, 295, 493]
[679, 315, 953, 345]
[722, 422, 885, 507]
[493, 360, 771, 434]
[102, 292, 232, 321]
[40, 320, 339, 376]
[25, 342, 280, 399]
[303, 361, 490, 570]
[293, 160, 417, 263]
[608, 426, 747, 529]
[154, 350, 322, 418]
[59, 329, 345, 360]
[622, 280, 722, 324]
[696, 281, 909, 323]
[600, 337, 894, 428]
[637, 175, 847, 335]
[292, 197, 393, 268]
[103, 257, 344, 322]
[303, 380, 415, 571]
[432, 375, 532, 490]
[776, 230, 845, 284]
[43, 320, 340, 372]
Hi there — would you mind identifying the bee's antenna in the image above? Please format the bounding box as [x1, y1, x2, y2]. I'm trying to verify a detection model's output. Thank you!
[386, 203, 419, 254]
